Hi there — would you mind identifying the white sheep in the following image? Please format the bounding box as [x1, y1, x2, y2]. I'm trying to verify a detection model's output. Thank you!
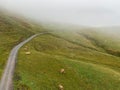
[58, 84, 64, 90]
[24, 47, 28, 51]
[24, 46, 28, 51]
[60, 69, 65, 74]
[25, 51, 31, 55]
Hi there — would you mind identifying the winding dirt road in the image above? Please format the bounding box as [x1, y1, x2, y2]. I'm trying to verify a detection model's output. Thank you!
[0, 33, 45, 90]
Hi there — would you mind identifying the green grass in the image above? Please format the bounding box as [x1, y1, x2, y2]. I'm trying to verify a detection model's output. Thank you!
[1, 11, 120, 90]
[14, 32, 120, 90]
[0, 12, 44, 77]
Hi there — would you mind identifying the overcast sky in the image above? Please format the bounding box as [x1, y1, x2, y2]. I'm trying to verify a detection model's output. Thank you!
[0, 0, 120, 26]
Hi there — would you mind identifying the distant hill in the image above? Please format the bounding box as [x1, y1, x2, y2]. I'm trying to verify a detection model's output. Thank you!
[97, 27, 120, 38]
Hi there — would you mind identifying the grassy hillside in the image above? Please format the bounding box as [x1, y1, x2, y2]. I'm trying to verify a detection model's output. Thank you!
[0, 11, 44, 77]
[14, 27, 120, 90]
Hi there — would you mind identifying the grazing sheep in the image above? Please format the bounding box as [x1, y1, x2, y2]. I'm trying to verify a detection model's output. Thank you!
[60, 69, 65, 74]
[58, 84, 64, 90]
[24, 46, 29, 51]
[25, 51, 31, 55]
[24, 47, 28, 51]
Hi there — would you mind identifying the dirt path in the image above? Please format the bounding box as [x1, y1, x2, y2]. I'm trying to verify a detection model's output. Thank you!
[0, 33, 45, 90]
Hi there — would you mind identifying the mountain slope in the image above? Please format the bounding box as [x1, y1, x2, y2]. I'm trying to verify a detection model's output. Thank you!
[14, 26, 120, 90]
[0, 11, 44, 77]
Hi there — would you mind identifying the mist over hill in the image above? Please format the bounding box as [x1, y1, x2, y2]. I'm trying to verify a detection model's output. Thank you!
[0, 1, 120, 89]
[1, 0, 120, 26]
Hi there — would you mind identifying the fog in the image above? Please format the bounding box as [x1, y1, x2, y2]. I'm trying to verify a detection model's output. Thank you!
[0, 0, 120, 27]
